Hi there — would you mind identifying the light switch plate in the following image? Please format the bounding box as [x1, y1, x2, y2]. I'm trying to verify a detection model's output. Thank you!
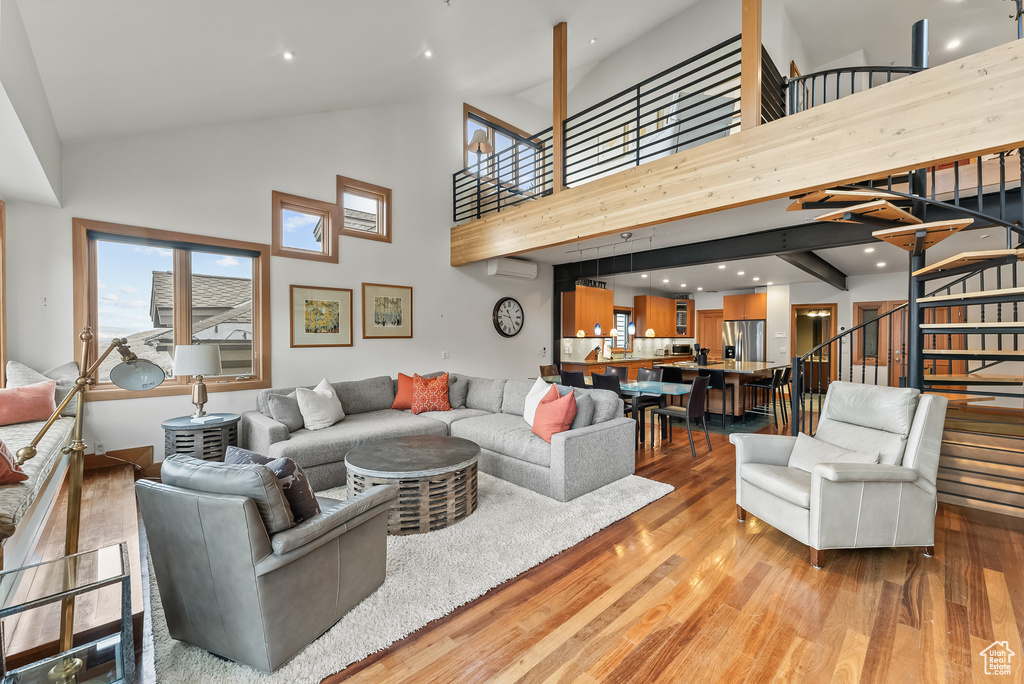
[775, 331, 786, 338]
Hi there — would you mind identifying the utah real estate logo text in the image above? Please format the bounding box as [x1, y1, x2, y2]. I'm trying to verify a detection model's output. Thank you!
[980, 641, 1016, 676]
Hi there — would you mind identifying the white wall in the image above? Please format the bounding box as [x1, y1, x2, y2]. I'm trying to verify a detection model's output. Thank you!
[5, 97, 554, 459]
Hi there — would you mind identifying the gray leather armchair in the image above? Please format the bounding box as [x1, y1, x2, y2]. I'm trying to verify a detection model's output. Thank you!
[136, 456, 398, 673]
[731, 382, 948, 568]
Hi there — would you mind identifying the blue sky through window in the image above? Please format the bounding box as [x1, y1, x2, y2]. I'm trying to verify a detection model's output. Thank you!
[281, 209, 323, 252]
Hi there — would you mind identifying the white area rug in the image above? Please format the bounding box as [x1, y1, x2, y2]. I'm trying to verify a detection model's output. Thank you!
[145, 473, 673, 683]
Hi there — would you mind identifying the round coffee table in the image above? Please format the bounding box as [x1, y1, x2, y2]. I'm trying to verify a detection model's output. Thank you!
[345, 435, 480, 535]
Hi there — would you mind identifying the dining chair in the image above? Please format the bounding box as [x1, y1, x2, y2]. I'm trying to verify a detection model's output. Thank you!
[592, 372, 639, 448]
[539, 364, 558, 379]
[651, 375, 712, 457]
[656, 366, 687, 407]
[699, 369, 732, 429]
[559, 370, 587, 389]
[604, 366, 628, 381]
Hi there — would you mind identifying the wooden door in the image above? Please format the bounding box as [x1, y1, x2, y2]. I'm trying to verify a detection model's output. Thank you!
[886, 303, 908, 387]
[697, 309, 724, 358]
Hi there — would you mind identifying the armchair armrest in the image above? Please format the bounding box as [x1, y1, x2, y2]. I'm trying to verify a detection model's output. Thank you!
[813, 463, 919, 483]
[240, 410, 289, 453]
[268, 484, 397, 557]
[730, 433, 797, 467]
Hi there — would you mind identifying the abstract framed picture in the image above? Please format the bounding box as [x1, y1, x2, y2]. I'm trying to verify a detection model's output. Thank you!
[290, 285, 353, 347]
[362, 282, 413, 339]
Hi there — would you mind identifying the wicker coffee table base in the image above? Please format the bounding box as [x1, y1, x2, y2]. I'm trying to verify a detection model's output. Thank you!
[348, 462, 478, 535]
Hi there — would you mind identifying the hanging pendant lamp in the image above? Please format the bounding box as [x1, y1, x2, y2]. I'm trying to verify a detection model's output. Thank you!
[645, 232, 656, 337]
[593, 246, 602, 336]
[608, 243, 619, 338]
[624, 233, 636, 335]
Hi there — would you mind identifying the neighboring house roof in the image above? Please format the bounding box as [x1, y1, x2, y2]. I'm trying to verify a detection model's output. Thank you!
[192, 300, 253, 335]
[97, 329, 174, 381]
[149, 270, 253, 326]
[343, 208, 376, 233]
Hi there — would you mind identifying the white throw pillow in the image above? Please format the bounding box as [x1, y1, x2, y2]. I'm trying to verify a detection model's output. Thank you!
[295, 379, 346, 431]
[787, 432, 880, 474]
[523, 377, 550, 427]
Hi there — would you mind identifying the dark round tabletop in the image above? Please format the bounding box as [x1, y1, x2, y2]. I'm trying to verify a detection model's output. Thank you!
[344, 435, 480, 478]
[161, 413, 240, 430]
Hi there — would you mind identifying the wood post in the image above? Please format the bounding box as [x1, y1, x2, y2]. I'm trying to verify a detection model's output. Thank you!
[740, 0, 762, 130]
[553, 22, 568, 193]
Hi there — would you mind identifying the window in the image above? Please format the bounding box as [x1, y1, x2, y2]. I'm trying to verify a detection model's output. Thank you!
[0, 200, 5, 387]
[336, 176, 392, 243]
[612, 308, 632, 351]
[272, 191, 337, 263]
[853, 301, 903, 364]
[73, 218, 271, 399]
[463, 104, 545, 193]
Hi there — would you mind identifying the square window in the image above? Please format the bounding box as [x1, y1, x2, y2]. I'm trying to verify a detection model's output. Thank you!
[337, 176, 391, 243]
[272, 191, 337, 263]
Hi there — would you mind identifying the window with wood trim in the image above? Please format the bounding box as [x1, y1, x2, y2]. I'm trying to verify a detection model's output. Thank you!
[0, 200, 5, 388]
[72, 218, 271, 400]
[612, 307, 632, 352]
[336, 176, 391, 243]
[463, 103, 545, 193]
[271, 191, 337, 263]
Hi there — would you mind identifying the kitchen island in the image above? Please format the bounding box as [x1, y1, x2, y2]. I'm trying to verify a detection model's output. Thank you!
[661, 360, 790, 420]
[560, 355, 694, 380]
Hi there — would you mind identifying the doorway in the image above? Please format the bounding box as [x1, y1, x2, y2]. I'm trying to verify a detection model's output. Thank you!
[790, 303, 838, 389]
[697, 309, 723, 359]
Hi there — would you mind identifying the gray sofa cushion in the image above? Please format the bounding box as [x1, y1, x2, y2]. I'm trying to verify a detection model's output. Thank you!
[555, 385, 621, 425]
[501, 379, 533, 417]
[0, 417, 75, 541]
[448, 374, 470, 409]
[6, 361, 80, 418]
[572, 394, 595, 430]
[465, 376, 506, 413]
[268, 392, 303, 432]
[161, 455, 295, 534]
[268, 409, 448, 469]
[331, 376, 395, 415]
[450, 413, 551, 468]
[414, 408, 490, 428]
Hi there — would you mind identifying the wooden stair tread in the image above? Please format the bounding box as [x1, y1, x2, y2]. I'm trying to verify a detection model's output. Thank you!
[928, 392, 996, 405]
[787, 188, 906, 211]
[920, 322, 1024, 329]
[921, 285, 1024, 303]
[814, 199, 922, 225]
[871, 219, 974, 252]
[913, 249, 1024, 277]
[926, 374, 1024, 385]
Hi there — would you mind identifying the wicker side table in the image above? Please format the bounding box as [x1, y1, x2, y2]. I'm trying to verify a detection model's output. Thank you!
[345, 435, 480, 535]
[161, 413, 240, 461]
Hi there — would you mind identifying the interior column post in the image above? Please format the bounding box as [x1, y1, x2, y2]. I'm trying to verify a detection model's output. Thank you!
[740, 0, 762, 130]
[553, 21, 568, 193]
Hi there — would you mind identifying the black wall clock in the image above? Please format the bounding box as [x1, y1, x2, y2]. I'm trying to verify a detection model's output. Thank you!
[492, 297, 524, 337]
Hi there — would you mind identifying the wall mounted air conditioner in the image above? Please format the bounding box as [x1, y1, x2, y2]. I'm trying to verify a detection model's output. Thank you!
[487, 258, 538, 280]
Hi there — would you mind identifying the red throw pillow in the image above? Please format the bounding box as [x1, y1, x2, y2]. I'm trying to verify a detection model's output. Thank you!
[0, 440, 28, 484]
[392, 373, 415, 410]
[411, 373, 451, 414]
[0, 380, 57, 427]
[532, 385, 577, 443]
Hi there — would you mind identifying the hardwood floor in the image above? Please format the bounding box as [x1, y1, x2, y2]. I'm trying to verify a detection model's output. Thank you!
[325, 421, 1024, 683]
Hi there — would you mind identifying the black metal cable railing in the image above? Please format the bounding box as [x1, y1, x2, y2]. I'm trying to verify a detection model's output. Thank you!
[452, 128, 553, 222]
[563, 35, 744, 188]
[788, 65, 924, 114]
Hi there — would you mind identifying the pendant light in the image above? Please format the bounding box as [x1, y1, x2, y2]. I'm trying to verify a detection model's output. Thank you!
[645, 232, 656, 338]
[593, 246, 602, 336]
[575, 242, 585, 337]
[608, 243, 619, 338]
[624, 233, 636, 335]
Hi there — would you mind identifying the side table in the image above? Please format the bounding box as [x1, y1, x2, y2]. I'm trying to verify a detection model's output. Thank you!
[161, 413, 240, 461]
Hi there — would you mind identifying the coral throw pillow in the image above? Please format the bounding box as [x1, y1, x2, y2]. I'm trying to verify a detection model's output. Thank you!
[392, 373, 415, 410]
[532, 384, 577, 443]
[0, 380, 57, 427]
[411, 373, 451, 414]
[0, 440, 28, 484]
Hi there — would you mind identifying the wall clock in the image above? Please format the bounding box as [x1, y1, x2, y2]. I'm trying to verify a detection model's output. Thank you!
[492, 297, 524, 337]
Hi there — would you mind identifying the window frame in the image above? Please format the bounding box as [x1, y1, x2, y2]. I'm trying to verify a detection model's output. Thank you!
[852, 300, 905, 365]
[612, 307, 633, 352]
[271, 190, 338, 263]
[336, 175, 392, 243]
[463, 104, 547, 194]
[72, 217, 271, 401]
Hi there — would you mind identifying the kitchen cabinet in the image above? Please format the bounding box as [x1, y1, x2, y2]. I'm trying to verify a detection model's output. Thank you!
[723, 293, 767, 320]
[562, 285, 613, 337]
[676, 299, 695, 336]
[633, 295, 677, 337]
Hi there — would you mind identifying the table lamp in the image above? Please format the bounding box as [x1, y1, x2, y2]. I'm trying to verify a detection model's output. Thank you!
[172, 344, 222, 421]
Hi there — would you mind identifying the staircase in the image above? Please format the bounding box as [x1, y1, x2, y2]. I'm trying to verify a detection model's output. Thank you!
[787, 149, 1024, 518]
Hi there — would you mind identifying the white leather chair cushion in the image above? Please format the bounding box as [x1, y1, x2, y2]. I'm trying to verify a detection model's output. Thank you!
[787, 432, 879, 474]
[819, 382, 920, 435]
[814, 420, 907, 466]
[741, 463, 812, 509]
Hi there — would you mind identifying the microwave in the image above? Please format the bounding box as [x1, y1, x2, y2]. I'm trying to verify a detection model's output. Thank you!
[671, 344, 692, 355]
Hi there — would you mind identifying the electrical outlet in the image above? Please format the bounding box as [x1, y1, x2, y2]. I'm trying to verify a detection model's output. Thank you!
[780, 346, 787, 354]
[563, 343, 572, 354]
[95, 442, 107, 456]
[441, 350, 450, 360]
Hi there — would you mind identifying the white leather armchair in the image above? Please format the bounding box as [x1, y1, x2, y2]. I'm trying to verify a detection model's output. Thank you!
[730, 382, 948, 568]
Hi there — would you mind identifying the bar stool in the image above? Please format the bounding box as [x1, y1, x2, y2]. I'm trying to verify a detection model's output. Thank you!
[699, 369, 732, 429]
[743, 368, 785, 429]
[777, 366, 792, 425]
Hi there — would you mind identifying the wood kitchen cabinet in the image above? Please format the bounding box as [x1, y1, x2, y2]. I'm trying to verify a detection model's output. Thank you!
[723, 293, 767, 320]
[562, 285, 613, 337]
[676, 299, 696, 336]
[633, 295, 677, 337]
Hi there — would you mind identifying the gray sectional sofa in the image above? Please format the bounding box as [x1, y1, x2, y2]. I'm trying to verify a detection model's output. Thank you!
[240, 374, 636, 502]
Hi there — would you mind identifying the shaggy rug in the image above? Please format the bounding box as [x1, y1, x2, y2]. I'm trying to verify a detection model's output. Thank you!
[144, 473, 673, 683]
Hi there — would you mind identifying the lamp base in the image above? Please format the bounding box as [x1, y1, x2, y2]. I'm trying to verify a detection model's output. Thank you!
[47, 657, 83, 683]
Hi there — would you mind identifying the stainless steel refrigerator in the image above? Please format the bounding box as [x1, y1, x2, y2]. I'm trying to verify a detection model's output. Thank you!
[722, 320, 766, 363]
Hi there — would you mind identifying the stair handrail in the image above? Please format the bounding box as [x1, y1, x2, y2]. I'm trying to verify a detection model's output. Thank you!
[790, 302, 909, 436]
[789, 65, 924, 114]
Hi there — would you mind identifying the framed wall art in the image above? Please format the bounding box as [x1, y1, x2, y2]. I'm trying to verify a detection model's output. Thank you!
[362, 282, 413, 339]
[290, 285, 353, 347]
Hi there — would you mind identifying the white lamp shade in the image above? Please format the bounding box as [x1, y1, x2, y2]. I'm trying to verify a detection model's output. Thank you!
[172, 345, 222, 377]
[468, 129, 493, 154]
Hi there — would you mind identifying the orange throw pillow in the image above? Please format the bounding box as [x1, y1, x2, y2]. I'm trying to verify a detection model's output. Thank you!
[411, 373, 451, 414]
[392, 373, 415, 410]
[532, 385, 577, 443]
[0, 380, 57, 427]
[0, 440, 28, 484]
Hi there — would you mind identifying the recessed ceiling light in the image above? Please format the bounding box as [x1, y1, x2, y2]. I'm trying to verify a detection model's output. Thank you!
[737, 271, 745, 276]
[680, 283, 686, 287]
[589, 37, 597, 44]
[283, 51, 295, 61]
[864, 247, 875, 253]
[662, 279, 669, 283]
[980, 234, 990, 239]
[641, 274, 647, 278]
[766, 282, 774, 286]
[947, 39, 961, 50]
[697, 287, 703, 291]
[877, 262, 886, 268]
[424, 49, 434, 58]
[753, 277, 760, 281]
[718, 264, 726, 269]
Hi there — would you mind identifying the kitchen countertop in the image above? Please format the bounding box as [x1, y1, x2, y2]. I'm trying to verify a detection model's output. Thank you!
[667, 360, 790, 374]
[561, 355, 694, 366]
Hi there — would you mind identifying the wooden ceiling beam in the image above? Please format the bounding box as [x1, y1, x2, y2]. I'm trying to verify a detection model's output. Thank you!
[451, 40, 1024, 267]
